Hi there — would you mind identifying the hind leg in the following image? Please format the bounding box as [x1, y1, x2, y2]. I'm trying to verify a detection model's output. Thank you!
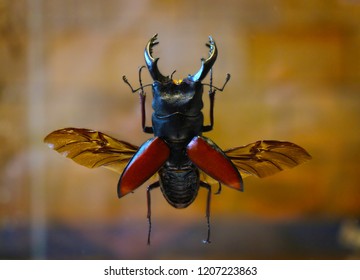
[200, 181, 212, 244]
[146, 181, 160, 245]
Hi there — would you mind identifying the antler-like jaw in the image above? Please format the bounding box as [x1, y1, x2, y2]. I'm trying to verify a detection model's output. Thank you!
[188, 36, 218, 82]
[144, 34, 170, 83]
[144, 34, 218, 83]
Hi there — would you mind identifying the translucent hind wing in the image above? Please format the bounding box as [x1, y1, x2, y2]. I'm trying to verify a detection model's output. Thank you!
[44, 127, 138, 174]
[224, 140, 311, 178]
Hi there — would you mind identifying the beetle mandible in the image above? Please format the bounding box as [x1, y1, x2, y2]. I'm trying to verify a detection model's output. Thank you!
[44, 34, 311, 245]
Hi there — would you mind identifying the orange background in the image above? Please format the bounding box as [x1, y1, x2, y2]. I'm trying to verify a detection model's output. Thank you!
[1, 0, 360, 259]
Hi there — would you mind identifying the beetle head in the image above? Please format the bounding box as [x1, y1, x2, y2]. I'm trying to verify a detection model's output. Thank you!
[144, 34, 218, 84]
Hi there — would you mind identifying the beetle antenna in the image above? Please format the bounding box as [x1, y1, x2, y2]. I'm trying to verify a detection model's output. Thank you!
[202, 73, 231, 92]
[170, 70, 177, 80]
[122, 66, 152, 93]
[122, 75, 136, 92]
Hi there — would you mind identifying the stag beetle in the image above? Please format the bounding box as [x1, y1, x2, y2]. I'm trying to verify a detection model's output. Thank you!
[44, 34, 311, 244]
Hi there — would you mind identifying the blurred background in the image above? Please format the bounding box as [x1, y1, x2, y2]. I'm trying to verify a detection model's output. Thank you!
[1, 0, 360, 259]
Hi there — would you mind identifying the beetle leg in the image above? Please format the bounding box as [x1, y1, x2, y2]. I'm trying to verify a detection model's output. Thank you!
[146, 181, 160, 245]
[138, 66, 153, 134]
[215, 182, 222, 195]
[203, 66, 216, 132]
[123, 66, 153, 134]
[202, 89, 216, 132]
[200, 181, 212, 244]
[202, 73, 231, 133]
[139, 91, 154, 134]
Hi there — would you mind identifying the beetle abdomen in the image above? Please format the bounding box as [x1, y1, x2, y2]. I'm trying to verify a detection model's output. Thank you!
[159, 165, 200, 208]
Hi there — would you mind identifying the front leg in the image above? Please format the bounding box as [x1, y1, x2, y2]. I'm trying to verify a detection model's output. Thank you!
[202, 89, 216, 132]
[202, 73, 231, 132]
[123, 66, 153, 134]
[139, 91, 154, 134]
